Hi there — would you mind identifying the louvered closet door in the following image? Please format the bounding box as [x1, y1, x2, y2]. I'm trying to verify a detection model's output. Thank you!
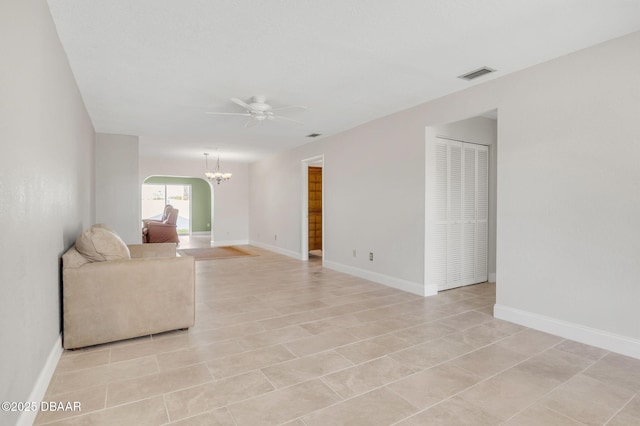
[434, 143, 448, 286]
[447, 142, 463, 288]
[463, 145, 477, 283]
[434, 138, 488, 291]
[474, 147, 489, 283]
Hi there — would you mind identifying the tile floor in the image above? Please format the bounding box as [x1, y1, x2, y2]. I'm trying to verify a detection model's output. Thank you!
[36, 238, 640, 425]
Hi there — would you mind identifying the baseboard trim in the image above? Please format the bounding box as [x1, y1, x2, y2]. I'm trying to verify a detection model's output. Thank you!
[323, 260, 433, 297]
[249, 240, 301, 260]
[494, 304, 640, 360]
[213, 239, 250, 247]
[488, 272, 496, 282]
[18, 334, 63, 426]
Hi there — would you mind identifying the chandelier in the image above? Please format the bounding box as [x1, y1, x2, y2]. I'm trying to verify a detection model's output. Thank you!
[204, 152, 232, 184]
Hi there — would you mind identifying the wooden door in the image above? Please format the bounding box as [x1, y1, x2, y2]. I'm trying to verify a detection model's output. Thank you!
[308, 166, 323, 251]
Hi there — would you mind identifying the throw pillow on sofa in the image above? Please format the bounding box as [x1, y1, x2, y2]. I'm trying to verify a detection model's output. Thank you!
[75, 225, 131, 262]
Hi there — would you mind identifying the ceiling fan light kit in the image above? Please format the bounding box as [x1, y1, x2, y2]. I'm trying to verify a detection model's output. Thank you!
[204, 152, 232, 184]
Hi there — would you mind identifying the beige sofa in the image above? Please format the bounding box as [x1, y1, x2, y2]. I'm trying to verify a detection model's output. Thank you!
[62, 225, 195, 349]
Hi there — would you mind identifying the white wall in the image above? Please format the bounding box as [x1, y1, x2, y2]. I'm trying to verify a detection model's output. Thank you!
[95, 133, 140, 243]
[139, 157, 249, 244]
[249, 31, 640, 356]
[250, 108, 427, 294]
[428, 116, 498, 283]
[491, 33, 640, 356]
[0, 1, 95, 424]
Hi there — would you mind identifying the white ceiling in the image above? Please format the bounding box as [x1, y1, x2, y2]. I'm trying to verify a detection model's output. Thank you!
[47, 0, 640, 162]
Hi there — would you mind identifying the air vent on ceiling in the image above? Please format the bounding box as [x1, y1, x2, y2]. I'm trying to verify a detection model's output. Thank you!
[306, 133, 322, 138]
[458, 66, 496, 81]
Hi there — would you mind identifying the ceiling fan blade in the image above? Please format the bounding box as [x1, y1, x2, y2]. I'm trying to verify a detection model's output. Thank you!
[273, 115, 304, 125]
[271, 105, 307, 112]
[230, 97, 255, 111]
[244, 118, 258, 128]
[205, 112, 251, 116]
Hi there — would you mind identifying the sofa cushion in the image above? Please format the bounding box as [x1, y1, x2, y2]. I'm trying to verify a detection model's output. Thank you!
[75, 225, 131, 262]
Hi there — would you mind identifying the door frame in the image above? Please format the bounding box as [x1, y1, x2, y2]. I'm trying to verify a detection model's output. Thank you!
[301, 155, 324, 261]
[424, 114, 498, 295]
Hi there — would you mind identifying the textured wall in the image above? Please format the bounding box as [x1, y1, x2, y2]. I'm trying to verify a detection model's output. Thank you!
[0, 1, 95, 423]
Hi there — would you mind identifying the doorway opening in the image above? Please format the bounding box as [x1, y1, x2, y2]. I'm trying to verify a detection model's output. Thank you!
[142, 183, 191, 234]
[424, 111, 498, 294]
[301, 155, 324, 261]
[142, 176, 212, 236]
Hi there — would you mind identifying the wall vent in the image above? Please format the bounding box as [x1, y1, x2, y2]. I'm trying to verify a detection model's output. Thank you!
[458, 67, 496, 81]
[306, 133, 322, 138]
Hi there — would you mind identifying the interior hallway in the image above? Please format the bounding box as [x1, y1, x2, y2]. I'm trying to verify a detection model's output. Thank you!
[36, 243, 640, 425]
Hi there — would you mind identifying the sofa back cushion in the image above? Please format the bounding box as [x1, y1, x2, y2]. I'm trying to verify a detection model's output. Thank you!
[75, 225, 131, 262]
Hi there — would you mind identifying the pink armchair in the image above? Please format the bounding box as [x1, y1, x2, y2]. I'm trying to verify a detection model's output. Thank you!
[142, 205, 180, 244]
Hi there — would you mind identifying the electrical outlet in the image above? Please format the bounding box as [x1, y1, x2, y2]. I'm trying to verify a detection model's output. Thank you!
[352, 249, 356, 258]
[369, 252, 373, 261]
[274, 234, 277, 240]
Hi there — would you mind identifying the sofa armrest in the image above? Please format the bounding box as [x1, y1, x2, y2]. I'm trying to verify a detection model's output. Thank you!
[128, 243, 176, 258]
[63, 255, 195, 349]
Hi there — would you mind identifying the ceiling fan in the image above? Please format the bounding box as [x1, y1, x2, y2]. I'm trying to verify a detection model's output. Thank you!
[206, 96, 306, 127]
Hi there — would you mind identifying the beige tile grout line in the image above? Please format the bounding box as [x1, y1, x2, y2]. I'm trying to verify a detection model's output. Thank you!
[49, 312, 493, 424]
[286, 327, 523, 424]
[192, 312, 466, 386]
[53, 296, 470, 374]
[603, 392, 638, 425]
[228, 406, 240, 426]
[238, 316, 510, 426]
[194, 256, 489, 423]
[44, 283, 493, 423]
[543, 406, 590, 425]
[127, 298, 485, 381]
[385, 361, 531, 423]
[161, 393, 171, 424]
[496, 364, 600, 425]
[39, 395, 166, 426]
[82, 301, 493, 423]
[388, 339, 606, 426]
[498, 347, 611, 425]
[58, 363, 216, 421]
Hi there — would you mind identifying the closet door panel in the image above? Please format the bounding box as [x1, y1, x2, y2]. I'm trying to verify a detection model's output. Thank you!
[476, 221, 488, 280]
[475, 146, 489, 283]
[434, 142, 448, 287]
[477, 148, 489, 221]
[433, 138, 489, 290]
[447, 143, 463, 287]
[462, 146, 477, 284]
[463, 222, 476, 282]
